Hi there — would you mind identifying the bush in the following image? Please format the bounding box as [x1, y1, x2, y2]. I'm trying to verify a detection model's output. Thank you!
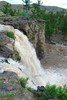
[20, 78, 28, 88]
[15, 50, 21, 61]
[28, 84, 67, 100]
[16, 11, 26, 16]
[9, 9, 16, 16]
[7, 31, 15, 40]
[2, 3, 16, 16]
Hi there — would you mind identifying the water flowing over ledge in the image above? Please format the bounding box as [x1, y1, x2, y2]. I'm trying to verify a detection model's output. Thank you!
[0, 24, 67, 89]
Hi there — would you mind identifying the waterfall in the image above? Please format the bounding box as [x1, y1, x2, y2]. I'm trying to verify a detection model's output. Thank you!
[0, 24, 45, 89]
[0, 24, 66, 89]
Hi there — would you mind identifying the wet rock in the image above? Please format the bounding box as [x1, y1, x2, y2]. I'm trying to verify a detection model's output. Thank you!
[0, 17, 45, 59]
[37, 86, 45, 92]
[0, 46, 13, 58]
[0, 31, 14, 58]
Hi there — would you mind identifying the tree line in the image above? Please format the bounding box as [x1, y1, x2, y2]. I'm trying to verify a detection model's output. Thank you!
[1, 0, 67, 41]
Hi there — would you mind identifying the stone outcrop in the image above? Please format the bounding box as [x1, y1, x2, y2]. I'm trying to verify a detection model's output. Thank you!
[51, 33, 67, 45]
[0, 71, 35, 100]
[46, 33, 67, 46]
[41, 43, 67, 67]
[0, 17, 45, 59]
[0, 31, 14, 58]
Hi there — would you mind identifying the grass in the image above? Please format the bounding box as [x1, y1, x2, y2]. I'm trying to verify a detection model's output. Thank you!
[0, 10, 5, 15]
[0, 93, 16, 98]
[0, 80, 3, 85]
[7, 31, 15, 40]
[9, 81, 17, 84]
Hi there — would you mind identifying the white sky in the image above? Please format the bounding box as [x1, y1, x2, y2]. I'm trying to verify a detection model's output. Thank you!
[0, 0, 67, 9]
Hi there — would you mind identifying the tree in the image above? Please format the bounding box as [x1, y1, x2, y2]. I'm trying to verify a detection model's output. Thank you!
[22, 0, 30, 18]
[2, 3, 11, 14]
[2, 3, 16, 16]
[30, 0, 42, 18]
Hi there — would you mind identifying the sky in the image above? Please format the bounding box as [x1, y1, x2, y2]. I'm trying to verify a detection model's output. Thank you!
[0, 0, 67, 9]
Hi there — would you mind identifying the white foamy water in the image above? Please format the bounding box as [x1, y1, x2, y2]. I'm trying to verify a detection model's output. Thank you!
[43, 67, 67, 86]
[0, 24, 67, 89]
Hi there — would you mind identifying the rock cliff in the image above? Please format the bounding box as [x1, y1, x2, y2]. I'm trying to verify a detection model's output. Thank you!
[0, 31, 14, 58]
[0, 17, 45, 60]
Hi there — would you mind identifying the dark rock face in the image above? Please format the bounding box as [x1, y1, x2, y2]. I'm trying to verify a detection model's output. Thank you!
[0, 31, 14, 58]
[0, 46, 13, 58]
[0, 71, 35, 100]
[0, 17, 45, 59]
[0, 32, 9, 46]
[37, 86, 45, 92]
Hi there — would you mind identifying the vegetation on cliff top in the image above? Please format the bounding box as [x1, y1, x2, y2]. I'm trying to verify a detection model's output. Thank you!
[1, 1, 67, 42]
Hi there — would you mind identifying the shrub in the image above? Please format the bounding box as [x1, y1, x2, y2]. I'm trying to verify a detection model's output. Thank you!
[9, 9, 16, 16]
[15, 50, 21, 61]
[28, 84, 67, 100]
[7, 31, 15, 40]
[20, 78, 28, 88]
[16, 11, 26, 16]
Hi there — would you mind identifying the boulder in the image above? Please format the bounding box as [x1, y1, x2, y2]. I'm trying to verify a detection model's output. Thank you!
[37, 86, 45, 92]
[0, 31, 14, 58]
[0, 71, 21, 99]
[0, 71, 35, 100]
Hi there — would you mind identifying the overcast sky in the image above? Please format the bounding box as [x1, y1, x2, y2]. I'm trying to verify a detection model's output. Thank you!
[0, 0, 67, 9]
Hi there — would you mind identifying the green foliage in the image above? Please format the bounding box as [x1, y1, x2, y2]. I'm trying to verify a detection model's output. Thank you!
[20, 78, 28, 88]
[7, 31, 15, 40]
[27, 87, 34, 93]
[0, 80, 3, 85]
[30, 5, 67, 41]
[16, 11, 26, 16]
[0, 93, 16, 98]
[15, 50, 21, 61]
[9, 9, 16, 16]
[9, 81, 17, 84]
[1, 2, 67, 40]
[2, 3, 11, 14]
[30, 3, 41, 19]
[2, 3, 16, 16]
[20, 88, 24, 93]
[28, 84, 67, 100]
[22, 0, 31, 10]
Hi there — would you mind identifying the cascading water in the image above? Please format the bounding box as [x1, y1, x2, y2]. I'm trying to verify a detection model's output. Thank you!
[0, 24, 45, 89]
[14, 29, 45, 84]
[0, 24, 67, 89]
